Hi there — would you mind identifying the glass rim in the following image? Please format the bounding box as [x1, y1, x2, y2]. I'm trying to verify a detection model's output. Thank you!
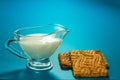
[14, 24, 69, 37]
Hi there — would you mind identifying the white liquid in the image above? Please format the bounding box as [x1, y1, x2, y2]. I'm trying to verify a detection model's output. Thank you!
[19, 33, 62, 59]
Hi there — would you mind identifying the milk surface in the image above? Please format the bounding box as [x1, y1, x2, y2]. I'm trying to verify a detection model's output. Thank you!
[19, 33, 62, 59]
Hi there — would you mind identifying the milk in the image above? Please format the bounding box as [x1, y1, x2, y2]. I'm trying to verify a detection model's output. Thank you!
[19, 33, 62, 59]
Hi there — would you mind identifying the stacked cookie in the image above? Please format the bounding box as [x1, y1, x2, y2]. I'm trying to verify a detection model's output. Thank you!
[58, 50, 109, 77]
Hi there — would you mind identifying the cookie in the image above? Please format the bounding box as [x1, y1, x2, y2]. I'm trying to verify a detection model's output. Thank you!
[69, 50, 108, 77]
[58, 52, 72, 69]
[97, 51, 109, 68]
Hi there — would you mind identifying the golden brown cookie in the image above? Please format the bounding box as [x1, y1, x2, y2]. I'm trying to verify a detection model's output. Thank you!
[97, 51, 109, 68]
[58, 52, 72, 69]
[69, 50, 108, 77]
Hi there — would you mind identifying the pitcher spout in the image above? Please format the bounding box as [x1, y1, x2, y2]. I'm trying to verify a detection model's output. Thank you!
[52, 24, 69, 39]
[59, 30, 69, 39]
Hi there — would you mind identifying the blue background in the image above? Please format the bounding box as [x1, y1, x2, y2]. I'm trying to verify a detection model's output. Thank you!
[0, 0, 120, 80]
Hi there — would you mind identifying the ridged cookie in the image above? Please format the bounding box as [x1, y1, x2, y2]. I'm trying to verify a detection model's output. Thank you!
[58, 52, 72, 69]
[69, 50, 108, 77]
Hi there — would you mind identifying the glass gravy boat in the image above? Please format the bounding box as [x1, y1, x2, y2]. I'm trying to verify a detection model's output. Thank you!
[5, 24, 69, 71]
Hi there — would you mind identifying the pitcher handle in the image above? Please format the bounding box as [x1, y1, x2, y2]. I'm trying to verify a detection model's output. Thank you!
[5, 38, 28, 60]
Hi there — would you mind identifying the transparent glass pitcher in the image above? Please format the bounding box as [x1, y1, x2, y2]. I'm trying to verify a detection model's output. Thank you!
[5, 24, 69, 71]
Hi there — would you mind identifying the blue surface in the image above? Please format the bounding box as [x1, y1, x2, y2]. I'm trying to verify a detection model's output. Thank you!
[0, 0, 120, 80]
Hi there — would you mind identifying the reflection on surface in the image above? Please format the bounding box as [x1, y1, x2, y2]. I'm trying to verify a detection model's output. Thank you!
[0, 67, 110, 80]
[75, 77, 110, 80]
[0, 68, 59, 80]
